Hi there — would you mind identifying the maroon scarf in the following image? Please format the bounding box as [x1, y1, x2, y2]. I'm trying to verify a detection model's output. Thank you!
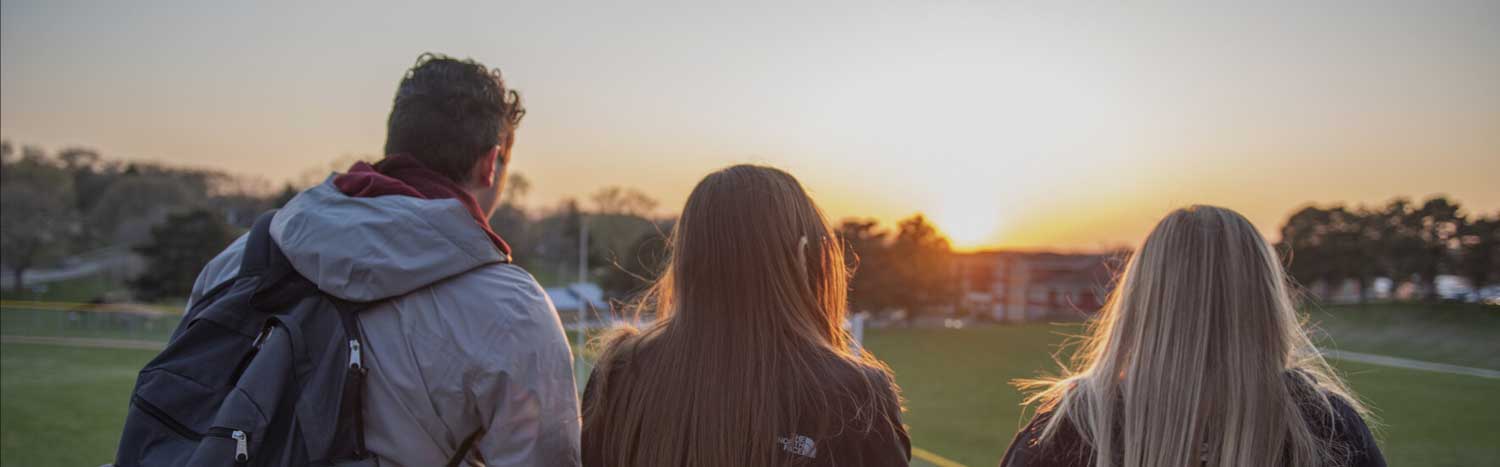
[333, 154, 512, 259]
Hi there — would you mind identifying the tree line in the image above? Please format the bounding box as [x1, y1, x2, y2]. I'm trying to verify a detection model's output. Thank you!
[0, 141, 267, 298]
[1277, 196, 1500, 302]
[0, 139, 678, 302]
[5, 140, 1494, 309]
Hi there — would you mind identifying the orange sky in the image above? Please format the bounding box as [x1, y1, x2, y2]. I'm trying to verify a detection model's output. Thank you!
[3, 1, 1498, 250]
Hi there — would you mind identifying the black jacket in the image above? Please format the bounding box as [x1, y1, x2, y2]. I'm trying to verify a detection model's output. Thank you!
[1000, 392, 1385, 467]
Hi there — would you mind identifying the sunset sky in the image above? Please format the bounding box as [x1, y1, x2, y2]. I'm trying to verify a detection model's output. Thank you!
[3, 1, 1497, 250]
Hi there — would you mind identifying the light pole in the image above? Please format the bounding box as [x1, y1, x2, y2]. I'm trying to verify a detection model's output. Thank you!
[578, 217, 589, 286]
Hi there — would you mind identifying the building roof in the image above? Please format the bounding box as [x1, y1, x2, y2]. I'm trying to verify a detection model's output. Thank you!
[546, 282, 608, 311]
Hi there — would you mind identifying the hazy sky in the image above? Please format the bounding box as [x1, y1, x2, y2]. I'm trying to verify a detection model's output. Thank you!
[4, 1, 1498, 250]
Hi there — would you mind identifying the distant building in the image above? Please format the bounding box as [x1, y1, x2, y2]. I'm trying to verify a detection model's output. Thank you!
[954, 251, 1119, 322]
[546, 282, 607, 315]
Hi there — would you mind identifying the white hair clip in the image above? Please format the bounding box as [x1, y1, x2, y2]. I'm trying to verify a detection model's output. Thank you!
[797, 235, 810, 279]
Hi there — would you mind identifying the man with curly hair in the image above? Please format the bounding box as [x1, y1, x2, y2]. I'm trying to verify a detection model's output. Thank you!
[185, 53, 580, 466]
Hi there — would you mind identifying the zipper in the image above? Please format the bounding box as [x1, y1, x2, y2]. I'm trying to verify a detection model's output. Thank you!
[207, 427, 250, 463]
[348, 339, 362, 370]
[233, 429, 249, 463]
[131, 395, 202, 441]
[234, 322, 276, 377]
[250, 322, 274, 349]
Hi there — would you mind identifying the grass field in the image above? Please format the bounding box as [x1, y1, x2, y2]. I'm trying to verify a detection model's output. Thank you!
[0, 343, 157, 467]
[2, 303, 1497, 466]
[1305, 302, 1500, 369]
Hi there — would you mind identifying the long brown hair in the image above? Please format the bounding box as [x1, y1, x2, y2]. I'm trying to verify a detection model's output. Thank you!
[1019, 206, 1368, 466]
[584, 164, 897, 466]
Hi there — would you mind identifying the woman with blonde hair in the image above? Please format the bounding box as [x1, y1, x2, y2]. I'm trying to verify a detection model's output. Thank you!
[1002, 205, 1384, 467]
[581, 165, 910, 467]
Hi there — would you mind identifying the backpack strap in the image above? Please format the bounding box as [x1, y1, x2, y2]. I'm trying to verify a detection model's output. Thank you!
[330, 295, 481, 466]
[244, 210, 323, 312]
[445, 428, 486, 467]
[330, 297, 378, 460]
[240, 210, 279, 277]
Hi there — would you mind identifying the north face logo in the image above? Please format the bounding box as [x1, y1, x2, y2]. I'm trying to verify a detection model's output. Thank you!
[779, 434, 817, 459]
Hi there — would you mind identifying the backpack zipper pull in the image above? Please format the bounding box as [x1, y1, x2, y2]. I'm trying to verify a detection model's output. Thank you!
[232, 430, 249, 463]
[349, 339, 362, 369]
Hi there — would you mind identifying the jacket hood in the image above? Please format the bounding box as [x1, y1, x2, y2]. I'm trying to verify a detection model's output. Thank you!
[270, 177, 507, 302]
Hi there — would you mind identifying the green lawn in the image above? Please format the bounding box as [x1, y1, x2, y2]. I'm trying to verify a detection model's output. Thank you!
[0, 343, 157, 467]
[2, 303, 1497, 467]
[1337, 360, 1500, 466]
[1306, 302, 1500, 369]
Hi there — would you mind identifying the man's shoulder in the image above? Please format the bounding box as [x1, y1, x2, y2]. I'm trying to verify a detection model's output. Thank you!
[417, 262, 557, 319]
[438, 262, 548, 298]
[401, 263, 572, 370]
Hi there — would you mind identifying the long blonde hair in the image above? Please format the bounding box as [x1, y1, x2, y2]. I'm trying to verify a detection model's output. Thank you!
[583, 164, 897, 466]
[1020, 205, 1368, 467]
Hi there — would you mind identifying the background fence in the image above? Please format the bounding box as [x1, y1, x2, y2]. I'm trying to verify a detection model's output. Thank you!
[0, 300, 180, 343]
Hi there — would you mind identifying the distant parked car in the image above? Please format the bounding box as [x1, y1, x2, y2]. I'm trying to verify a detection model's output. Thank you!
[1478, 286, 1500, 306]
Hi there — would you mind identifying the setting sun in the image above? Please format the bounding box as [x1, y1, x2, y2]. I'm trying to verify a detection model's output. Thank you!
[931, 194, 1006, 251]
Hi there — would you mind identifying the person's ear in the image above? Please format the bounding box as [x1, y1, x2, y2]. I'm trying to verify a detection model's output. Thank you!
[471, 145, 501, 187]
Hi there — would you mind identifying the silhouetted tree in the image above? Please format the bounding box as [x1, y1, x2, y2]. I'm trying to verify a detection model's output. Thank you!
[1280, 206, 1339, 287]
[272, 183, 300, 208]
[590, 186, 659, 217]
[889, 214, 955, 323]
[1372, 198, 1423, 290]
[837, 218, 896, 314]
[88, 175, 200, 246]
[0, 150, 78, 290]
[130, 210, 237, 301]
[1342, 207, 1389, 303]
[1458, 212, 1500, 291]
[1408, 197, 1465, 300]
[504, 172, 531, 203]
[598, 228, 671, 302]
[489, 172, 534, 258]
[1281, 205, 1392, 301]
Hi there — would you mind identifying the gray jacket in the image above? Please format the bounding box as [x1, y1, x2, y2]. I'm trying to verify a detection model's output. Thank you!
[189, 180, 581, 466]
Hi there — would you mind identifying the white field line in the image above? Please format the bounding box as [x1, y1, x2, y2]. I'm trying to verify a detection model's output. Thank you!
[1321, 349, 1500, 379]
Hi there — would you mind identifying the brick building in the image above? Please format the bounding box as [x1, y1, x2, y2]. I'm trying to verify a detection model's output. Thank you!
[954, 251, 1119, 322]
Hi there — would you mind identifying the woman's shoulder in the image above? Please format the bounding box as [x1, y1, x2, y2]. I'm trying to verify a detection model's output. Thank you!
[841, 359, 899, 394]
[1285, 371, 1386, 467]
[1284, 372, 1371, 434]
[999, 406, 1093, 467]
[808, 357, 912, 466]
[1307, 392, 1385, 466]
[582, 327, 656, 402]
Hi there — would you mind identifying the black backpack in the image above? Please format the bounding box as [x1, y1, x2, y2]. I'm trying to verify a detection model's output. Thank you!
[114, 211, 479, 466]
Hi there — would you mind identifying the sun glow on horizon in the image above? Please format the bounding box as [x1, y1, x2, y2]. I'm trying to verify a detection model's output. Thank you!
[929, 188, 1009, 251]
[933, 211, 1003, 251]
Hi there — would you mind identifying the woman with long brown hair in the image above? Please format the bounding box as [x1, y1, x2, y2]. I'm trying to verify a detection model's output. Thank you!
[581, 165, 910, 467]
[1002, 205, 1384, 467]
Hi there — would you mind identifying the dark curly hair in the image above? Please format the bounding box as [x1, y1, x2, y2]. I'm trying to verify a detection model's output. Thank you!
[383, 53, 526, 182]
